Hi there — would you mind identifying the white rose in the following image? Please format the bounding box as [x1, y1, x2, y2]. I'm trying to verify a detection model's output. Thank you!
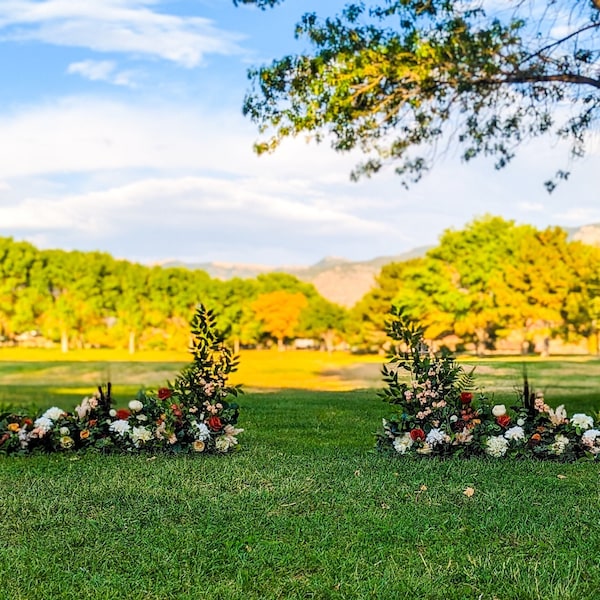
[128, 400, 144, 413]
[571, 413, 594, 430]
[109, 409, 117, 417]
[504, 426, 525, 442]
[492, 404, 507, 417]
[42, 407, 65, 421]
[59, 427, 70, 436]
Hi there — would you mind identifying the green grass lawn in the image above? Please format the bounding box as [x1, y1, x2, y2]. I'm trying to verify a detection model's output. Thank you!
[1, 357, 600, 599]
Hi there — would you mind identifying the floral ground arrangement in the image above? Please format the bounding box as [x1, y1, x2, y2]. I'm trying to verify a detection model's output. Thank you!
[0, 305, 243, 455]
[378, 307, 600, 461]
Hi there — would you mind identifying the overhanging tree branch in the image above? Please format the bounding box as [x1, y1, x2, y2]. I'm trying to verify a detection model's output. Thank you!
[240, 0, 600, 190]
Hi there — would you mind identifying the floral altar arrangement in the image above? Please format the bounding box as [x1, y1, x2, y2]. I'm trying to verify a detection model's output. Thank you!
[377, 307, 600, 461]
[0, 305, 243, 456]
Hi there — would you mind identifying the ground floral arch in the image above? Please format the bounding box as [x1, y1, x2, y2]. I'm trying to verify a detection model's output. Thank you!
[0, 305, 243, 456]
[377, 307, 600, 460]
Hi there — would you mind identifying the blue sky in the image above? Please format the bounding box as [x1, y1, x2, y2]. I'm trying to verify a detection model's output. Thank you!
[0, 0, 597, 267]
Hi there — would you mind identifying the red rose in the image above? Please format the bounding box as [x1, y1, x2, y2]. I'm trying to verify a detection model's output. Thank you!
[409, 428, 426, 441]
[496, 415, 511, 428]
[207, 416, 223, 431]
[158, 388, 172, 400]
[116, 409, 131, 420]
[460, 392, 473, 405]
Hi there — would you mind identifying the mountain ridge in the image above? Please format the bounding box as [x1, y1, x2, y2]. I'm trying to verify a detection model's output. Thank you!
[163, 224, 600, 308]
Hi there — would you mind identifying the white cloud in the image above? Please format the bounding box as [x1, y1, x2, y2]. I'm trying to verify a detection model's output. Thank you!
[554, 207, 600, 223]
[0, 0, 244, 67]
[518, 202, 544, 212]
[0, 175, 393, 236]
[67, 60, 136, 87]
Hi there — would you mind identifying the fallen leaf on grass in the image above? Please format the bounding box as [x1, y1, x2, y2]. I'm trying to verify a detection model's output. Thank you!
[463, 487, 475, 498]
[380, 502, 390, 510]
[557, 474, 567, 479]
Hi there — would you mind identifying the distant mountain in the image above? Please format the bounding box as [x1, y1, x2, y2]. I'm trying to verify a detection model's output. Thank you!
[570, 223, 600, 247]
[163, 224, 600, 308]
[163, 247, 431, 308]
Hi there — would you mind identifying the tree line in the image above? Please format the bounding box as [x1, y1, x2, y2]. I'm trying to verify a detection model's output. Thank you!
[353, 216, 600, 355]
[1, 216, 599, 354]
[0, 237, 346, 353]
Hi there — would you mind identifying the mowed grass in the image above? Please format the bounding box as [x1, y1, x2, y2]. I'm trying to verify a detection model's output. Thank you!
[1, 352, 600, 599]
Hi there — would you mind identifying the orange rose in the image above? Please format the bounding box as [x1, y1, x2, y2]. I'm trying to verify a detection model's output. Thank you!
[80, 430, 90, 440]
[7, 423, 20, 432]
[496, 415, 511, 428]
[530, 433, 542, 445]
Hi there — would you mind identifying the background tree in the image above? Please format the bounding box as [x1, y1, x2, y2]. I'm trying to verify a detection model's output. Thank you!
[298, 296, 348, 352]
[252, 290, 308, 350]
[240, 0, 600, 190]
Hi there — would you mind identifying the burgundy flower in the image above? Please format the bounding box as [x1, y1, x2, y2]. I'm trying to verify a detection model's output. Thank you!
[207, 416, 223, 431]
[409, 428, 426, 442]
[460, 392, 473, 405]
[157, 388, 172, 400]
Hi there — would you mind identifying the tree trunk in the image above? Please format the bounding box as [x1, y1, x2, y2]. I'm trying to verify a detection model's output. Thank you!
[60, 330, 69, 353]
[233, 337, 240, 355]
[277, 336, 285, 351]
[323, 330, 335, 354]
[128, 330, 136, 354]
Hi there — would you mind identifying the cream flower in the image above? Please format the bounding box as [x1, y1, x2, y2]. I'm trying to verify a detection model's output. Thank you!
[224, 424, 244, 437]
[215, 436, 235, 452]
[60, 436, 74, 449]
[416, 442, 432, 455]
[192, 440, 206, 452]
[491, 405, 507, 417]
[485, 435, 509, 457]
[571, 413, 594, 430]
[75, 397, 92, 420]
[548, 405, 568, 427]
[453, 428, 473, 445]
[128, 400, 143, 413]
[392, 433, 413, 454]
[131, 426, 152, 446]
[59, 426, 70, 436]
